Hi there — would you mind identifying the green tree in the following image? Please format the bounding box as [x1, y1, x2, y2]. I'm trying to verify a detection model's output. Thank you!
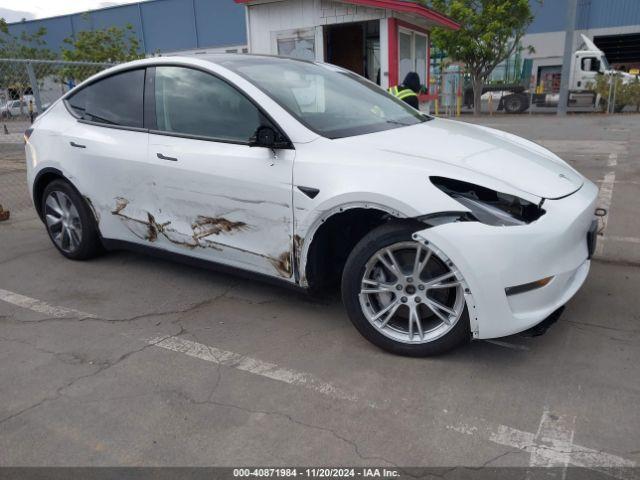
[61, 21, 143, 82]
[62, 23, 143, 64]
[424, 0, 535, 114]
[590, 74, 640, 113]
[631, 78, 640, 113]
[0, 17, 55, 59]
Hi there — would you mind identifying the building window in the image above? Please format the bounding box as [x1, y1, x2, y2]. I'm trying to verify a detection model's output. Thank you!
[274, 28, 316, 61]
[398, 29, 428, 86]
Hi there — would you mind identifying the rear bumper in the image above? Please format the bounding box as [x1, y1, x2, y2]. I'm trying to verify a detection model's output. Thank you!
[412, 180, 599, 339]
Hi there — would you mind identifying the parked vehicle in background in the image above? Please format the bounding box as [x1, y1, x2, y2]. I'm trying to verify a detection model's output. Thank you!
[0, 95, 48, 118]
[465, 34, 637, 113]
[25, 55, 598, 356]
[1, 99, 27, 118]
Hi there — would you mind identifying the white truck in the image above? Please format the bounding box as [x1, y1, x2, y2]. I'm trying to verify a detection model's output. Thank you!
[468, 34, 636, 113]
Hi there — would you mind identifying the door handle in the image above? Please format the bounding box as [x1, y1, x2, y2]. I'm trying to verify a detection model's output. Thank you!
[70, 141, 86, 149]
[157, 152, 178, 162]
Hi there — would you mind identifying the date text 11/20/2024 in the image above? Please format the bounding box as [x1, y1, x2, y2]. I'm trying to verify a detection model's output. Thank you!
[233, 468, 400, 477]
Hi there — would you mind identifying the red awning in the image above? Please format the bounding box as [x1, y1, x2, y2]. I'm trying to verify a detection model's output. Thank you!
[234, 0, 460, 30]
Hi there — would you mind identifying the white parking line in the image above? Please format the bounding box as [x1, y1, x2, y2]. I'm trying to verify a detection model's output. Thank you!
[0, 288, 96, 319]
[148, 335, 358, 403]
[0, 286, 359, 403]
[448, 411, 636, 477]
[1, 288, 637, 473]
[529, 409, 575, 474]
[595, 154, 617, 256]
[605, 236, 640, 245]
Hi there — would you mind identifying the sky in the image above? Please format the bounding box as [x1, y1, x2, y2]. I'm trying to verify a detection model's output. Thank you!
[0, 0, 145, 23]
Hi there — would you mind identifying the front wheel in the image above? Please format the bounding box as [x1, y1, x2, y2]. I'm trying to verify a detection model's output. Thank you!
[342, 222, 470, 356]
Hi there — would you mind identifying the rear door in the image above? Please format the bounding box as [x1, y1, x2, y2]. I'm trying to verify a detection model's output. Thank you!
[62, 68, 150, 244]
[143, 65, 296, 279]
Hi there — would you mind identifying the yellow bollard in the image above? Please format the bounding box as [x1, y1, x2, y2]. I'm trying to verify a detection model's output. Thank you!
[488, 93, 493, 115]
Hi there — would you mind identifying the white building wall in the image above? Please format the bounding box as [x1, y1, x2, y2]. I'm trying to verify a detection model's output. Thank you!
[247, 0, 321, 56]
[163, 45, 248, 56]
[319, 0, 385, 24]
[242, 0, 435, 89]
[246, 0, 386, 60]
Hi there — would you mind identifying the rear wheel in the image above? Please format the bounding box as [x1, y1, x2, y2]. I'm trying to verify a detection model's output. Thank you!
[503, 94, 529, 114]
[342, 223, 470, 356]
[42, 180, 101, 260]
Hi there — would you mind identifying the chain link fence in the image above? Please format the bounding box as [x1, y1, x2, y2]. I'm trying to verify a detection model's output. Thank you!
[424, 68, 640, 116]
[424, 68, 534, 117]
[0, 58, 114, 222]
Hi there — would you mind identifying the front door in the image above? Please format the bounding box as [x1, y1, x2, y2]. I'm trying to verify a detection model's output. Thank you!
[142, 65, 296, 280]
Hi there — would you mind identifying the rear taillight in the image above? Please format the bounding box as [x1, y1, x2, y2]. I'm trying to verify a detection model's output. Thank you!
[24, 128, 33, 143]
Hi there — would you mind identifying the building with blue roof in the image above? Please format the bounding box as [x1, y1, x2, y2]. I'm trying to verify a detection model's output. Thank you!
[4, 0, 640, 84]
[6, 0, 248, 56]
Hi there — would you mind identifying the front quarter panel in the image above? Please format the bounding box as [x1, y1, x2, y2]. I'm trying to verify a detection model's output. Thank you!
[292, 136, 474, 285]
[292, 136, 471, 227]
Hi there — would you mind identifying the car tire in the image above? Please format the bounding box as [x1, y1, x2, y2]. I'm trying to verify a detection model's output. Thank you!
[41, 179, 102, 260]
[341, 222, 471, 356]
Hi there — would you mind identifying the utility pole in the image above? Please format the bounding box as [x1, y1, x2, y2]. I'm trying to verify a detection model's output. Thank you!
[558, 0, 578, 115]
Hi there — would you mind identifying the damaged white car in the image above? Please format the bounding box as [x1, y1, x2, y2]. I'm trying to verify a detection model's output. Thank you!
[25, 55, 599, 356]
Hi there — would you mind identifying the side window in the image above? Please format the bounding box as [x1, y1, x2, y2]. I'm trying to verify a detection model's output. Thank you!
[154, 66, 263, 142]
[67, 69, 145, 128]
[581, 57, 600, 72]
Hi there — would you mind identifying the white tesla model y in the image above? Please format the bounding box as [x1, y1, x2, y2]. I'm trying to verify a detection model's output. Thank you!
[25, 55, 599, 356]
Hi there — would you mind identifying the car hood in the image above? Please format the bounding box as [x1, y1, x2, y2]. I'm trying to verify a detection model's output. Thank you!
[345, 118, 583, 199]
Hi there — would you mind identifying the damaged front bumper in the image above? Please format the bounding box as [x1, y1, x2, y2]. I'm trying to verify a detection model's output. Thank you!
[412, 181, 599, 339]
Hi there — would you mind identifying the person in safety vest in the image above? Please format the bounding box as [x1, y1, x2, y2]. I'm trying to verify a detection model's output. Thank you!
[388, 71, 420, 109]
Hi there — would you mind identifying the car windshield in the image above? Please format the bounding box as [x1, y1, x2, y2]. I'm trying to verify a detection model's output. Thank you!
[218, 56, 429, 139]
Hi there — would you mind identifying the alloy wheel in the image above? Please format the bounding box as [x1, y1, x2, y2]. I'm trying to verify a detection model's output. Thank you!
[44, 190, 83, 253]
[358, 241, 466, 344]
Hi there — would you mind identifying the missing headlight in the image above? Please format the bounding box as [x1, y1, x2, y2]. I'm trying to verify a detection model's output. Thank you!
[431, 177, 545, 226]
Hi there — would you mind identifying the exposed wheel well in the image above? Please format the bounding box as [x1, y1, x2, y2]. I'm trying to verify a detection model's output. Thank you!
[303, 208, 422, 291]
[33, 169, 66, 220]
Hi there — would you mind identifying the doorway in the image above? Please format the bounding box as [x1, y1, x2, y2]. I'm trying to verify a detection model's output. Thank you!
[324, 20, 380, 84]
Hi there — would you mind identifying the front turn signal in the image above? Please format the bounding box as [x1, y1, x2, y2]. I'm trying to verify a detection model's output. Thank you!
[505, 276, 554, 296]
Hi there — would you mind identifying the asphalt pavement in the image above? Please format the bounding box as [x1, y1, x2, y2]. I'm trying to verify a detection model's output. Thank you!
[0, 114, 638, 475]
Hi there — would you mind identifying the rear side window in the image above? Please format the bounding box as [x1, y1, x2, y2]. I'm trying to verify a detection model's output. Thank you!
[67, 69, 145, 128]
[153, 66, 262, 142]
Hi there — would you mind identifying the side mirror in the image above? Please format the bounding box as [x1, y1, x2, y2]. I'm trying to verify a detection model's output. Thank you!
[250, 125, 290, 149]
[255, 126, 276, 147]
